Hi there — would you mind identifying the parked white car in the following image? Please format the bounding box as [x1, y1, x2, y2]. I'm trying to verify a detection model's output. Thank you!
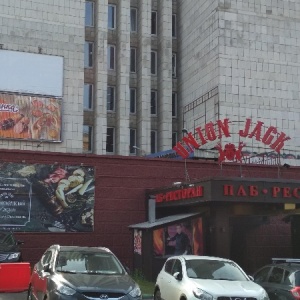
[154, 255, 269, 300]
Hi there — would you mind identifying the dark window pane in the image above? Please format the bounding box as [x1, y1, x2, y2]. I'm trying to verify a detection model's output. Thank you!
[151, 130, 157, 153]
[108, 5, 116, 29]
[172, 92, 177, 117]
[107, 86, 115, 111]
[85, 1, 94, 27]
[130, 48, 136, 73]
[151, 11, 157, 34]
[130, 129, 136, 154]
[106, 127, 114, 153]
[172, 14, 176, 37]
[172, 132, 177, 147]
[84, 84, 93, 110]
[108, 45, 115, 70]
[130, 8, 137, 32]
[84, 42, 93, 68]
[151, 90, 157, 115]
[130, 88, 136, 114]
[172, 54, 176, 77]
[151, 51, 157, 75]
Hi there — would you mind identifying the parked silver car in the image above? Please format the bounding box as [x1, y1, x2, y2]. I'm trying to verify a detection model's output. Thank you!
[154, 255, 269, 300]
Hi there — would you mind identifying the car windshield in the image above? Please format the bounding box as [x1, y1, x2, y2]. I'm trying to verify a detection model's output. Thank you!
[185, 259, 249, 281]
[0, 232, 15, 245]
[55, 251, 125, 275]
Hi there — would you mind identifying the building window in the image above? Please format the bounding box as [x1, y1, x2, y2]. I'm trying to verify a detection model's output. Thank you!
[151, 130, 157, 153]
[84, 41, 93, 68]
[83, 125, 93, 152]
[151, 51, 157, 75]
[108, 4, 116, 29]
[172, 132, 178, 148]
[151, 11, 157, 35]
[130, 8, 137, 32]
[172, 53, 177, 78]
[84, 84, 93, 110]
[172, 14, 177, 37]
[130, 88, 136, 114]
[107, 86, 115, 111]
[130, 48, 136, 73]
[172, 92, 177, 117]
[106, 127, 115, 153]
[130, 129, 136, 154]
[151, 90, 157, 115]
[85, 1, 94, 27]
[107, 45, 115, 70]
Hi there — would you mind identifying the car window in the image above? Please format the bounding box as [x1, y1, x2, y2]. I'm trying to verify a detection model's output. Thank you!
[41, 251, 52, 266]
[55, 251, 125, 274]
[268, 267, 284, 284]
[0, 232, 15, 245]
[254, 267, 271, 283]
[171, 259, 182, 275]
[165, 259, 175, 274]
[283, 270, 292, 285]
[185, 259, 248, 281]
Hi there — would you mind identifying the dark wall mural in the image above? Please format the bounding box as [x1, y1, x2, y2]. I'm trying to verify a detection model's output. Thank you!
[0, 163, 95, 232]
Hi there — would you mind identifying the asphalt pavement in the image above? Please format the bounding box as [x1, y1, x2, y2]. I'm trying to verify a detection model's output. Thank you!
[0, 291, 27, 300]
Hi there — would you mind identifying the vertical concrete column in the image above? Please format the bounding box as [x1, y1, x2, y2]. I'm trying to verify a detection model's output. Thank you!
[136, 0, 151, 154]
[94, 0, 108, 155]
[157, 0, 172, 151]
[116, 0, 130, 155]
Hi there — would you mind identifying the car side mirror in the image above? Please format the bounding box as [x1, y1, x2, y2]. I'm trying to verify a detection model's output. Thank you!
[125, 266, 131, 274]
[173, 271, 182, 281]
[17, 240, 24, 245]
[43, 263, 51, 273]
[248, 275, 254, 281]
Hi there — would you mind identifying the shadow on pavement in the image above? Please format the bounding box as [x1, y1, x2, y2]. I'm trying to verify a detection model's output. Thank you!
[0, 291, 27, 300]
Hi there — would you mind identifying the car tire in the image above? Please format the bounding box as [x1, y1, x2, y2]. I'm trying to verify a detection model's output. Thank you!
[154, 289, 161, 300]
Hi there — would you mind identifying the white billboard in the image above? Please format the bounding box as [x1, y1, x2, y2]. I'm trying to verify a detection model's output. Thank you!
[0, 50, 63, 97]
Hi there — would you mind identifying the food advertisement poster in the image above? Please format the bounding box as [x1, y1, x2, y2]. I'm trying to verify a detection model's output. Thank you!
[134, 229, 142, 255]
[0, 163, 94, 232]
[0, 93, 62, 141]
[153, 218, 204, 257]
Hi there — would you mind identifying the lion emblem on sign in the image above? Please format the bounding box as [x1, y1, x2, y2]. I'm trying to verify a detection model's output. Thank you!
[215, 142, 245, 163]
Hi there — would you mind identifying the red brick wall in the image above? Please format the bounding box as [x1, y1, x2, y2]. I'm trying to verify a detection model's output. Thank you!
[1, 149, 299, 269]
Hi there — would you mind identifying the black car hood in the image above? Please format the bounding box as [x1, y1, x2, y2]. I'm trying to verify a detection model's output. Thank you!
[55, 273, 136, 293]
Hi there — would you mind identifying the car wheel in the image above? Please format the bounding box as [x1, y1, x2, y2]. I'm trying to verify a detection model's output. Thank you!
[154, 289, 161, 300]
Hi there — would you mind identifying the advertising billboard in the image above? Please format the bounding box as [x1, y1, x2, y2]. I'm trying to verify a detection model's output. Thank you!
[0, 163, 95, 232]
[0, 93, 62, 141]
[153, 218, 204, 257]
[0, 50, 63, 97]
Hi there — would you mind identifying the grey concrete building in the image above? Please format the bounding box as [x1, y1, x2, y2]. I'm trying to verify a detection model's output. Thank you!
[0, 0, 299, 161]
[179, 0, 300, 164]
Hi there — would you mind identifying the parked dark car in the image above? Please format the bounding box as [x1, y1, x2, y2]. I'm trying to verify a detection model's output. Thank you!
[253, 258, 300, 300]
[27, 244, 142, 300]
[0, 231, 23, 263]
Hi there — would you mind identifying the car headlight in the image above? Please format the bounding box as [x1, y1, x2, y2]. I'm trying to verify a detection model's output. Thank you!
[193, 288, 213, 300]
[259, 288, 269, 300]
[8, 253, 20, 260]
[129, 284, 142, 298]
[57, 284, 76, 296]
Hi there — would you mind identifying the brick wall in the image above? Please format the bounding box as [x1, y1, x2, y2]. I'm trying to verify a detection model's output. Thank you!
[2, 149, 299, 270]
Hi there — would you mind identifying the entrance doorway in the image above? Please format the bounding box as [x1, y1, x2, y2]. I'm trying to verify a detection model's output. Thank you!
[230, 214, 292, 274]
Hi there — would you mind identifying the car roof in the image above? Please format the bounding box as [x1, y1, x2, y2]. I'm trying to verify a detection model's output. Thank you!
[49, 245, 112, 253]
[264, 263, 300, 272]
[168, 255, 234, 263]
